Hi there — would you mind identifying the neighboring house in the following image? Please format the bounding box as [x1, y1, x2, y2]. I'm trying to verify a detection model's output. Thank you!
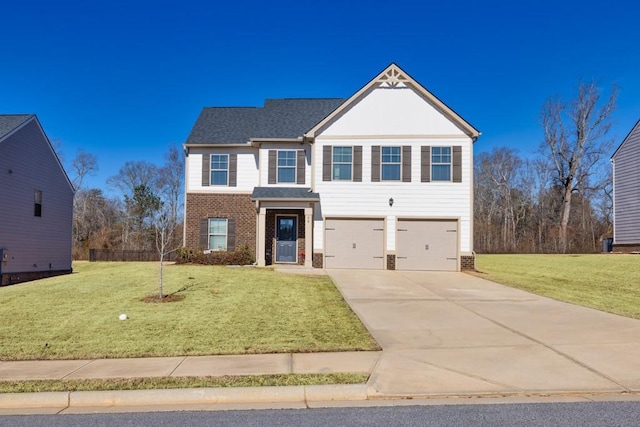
[0, 115, 74, 285]
[183, 63, 480, 271]
[611, 119, 640, 252]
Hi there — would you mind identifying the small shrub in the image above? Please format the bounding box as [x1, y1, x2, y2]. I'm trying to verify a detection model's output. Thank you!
[175, 245, 255, 266]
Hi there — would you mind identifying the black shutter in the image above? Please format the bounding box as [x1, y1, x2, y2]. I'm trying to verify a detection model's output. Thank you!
[323, 146, 332, 181]
[296, 150, 306, 184]
[201, 154, 210, 186]
[226, 218, 236, 252]
[229, 154, 237, 187]
[402, 146, 411, 182]
[268, 150, 277, 184]
[353, 146, 362, 182]
[452, 146, 462, 182]
[421, 146, 431, 182]
[371, 146, 380, 182]
[199, 218, 209, 248]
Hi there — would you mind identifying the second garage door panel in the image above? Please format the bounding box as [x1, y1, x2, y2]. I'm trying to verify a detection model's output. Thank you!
[325, 219, 384, 269]
[396, 220, 458, 271]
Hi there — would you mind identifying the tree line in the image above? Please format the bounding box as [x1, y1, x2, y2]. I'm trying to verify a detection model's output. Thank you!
[62, 80, 616, 258]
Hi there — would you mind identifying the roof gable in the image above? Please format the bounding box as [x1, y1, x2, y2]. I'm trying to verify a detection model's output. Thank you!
[612, 119, 640, 160]
[0, 114, 33, 141]
[305, 63, 480, 139]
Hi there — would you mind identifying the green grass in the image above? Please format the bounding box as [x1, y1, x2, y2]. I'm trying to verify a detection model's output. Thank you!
[0, 262, 379, 360]
[475, 254, 640, 319]
[0, 373, 369, 393]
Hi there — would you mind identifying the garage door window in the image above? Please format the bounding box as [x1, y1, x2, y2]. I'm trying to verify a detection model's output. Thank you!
[333, 147, 352, 180]
[432, 147, 451, 181]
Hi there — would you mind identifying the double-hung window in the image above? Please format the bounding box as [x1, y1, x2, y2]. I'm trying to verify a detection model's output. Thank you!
[208, 218, 227, 251]
[332, 147, 352, 180]
[211, 154, 229, 186]
[277, 151, 296, 183]
[431, 147, 451, 181]
[381, 147, 401, 181]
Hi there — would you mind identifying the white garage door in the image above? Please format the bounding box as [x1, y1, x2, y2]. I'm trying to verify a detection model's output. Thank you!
[396, 219, 458, 271]
[325, 218, 385, 269]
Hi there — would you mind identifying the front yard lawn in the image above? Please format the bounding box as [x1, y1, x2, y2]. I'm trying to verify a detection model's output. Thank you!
[0, 262, 379, 360]
[475, 254, 640, 319]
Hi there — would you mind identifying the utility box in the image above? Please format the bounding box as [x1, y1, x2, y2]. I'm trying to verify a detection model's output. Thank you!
[602, 238, 613, 253]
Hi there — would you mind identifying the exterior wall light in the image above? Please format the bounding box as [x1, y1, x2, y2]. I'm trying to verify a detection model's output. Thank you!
[389, 198, 394, 207]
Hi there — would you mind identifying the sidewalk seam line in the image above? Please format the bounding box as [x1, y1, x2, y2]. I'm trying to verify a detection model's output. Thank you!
[168, 357, 187, 377]
[61, 359, 95, 380]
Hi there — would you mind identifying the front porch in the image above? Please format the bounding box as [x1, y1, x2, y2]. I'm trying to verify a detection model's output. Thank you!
[252, 187, 318, 268]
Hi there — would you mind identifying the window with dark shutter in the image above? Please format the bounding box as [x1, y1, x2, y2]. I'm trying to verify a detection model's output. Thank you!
[452, 146, 462, 182]
[228, 154, 237, 187]
[199, 219, 209, 247]
[353, 146, 362, 182]
[323, 146, 332, 181]
[402, 146, 411, 182]
[421, 146, 431, 182]
[371, 146, 381, 182]
[296, 150, 306, 184]
[201, 154, 210, 186]
[226, 218, 236, 252]
[268, 150, 277, 184]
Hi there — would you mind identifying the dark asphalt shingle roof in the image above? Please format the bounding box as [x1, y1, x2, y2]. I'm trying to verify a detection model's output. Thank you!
[0, 114, 33, 140]
[186, 98, 345, 144]
[251, 187, 320, 200]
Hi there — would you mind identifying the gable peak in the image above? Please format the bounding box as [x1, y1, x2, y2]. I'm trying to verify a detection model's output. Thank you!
[377, 64, 409, 88]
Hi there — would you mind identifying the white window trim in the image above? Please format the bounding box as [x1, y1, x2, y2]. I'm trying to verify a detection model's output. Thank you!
[381, 146, 401, 181]
[431, 146, 452, 182]
[208, 218, 228, 251]
[332, 146, 353, 181]
[277, 150, 297, 184]
[211, 154, 229, 186]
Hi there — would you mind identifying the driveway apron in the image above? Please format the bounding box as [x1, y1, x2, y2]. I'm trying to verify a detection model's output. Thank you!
[328, 269, 640, 397]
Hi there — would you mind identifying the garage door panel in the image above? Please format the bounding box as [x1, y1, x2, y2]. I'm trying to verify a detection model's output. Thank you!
[397, 220, 457, 271]
[325, 219, 384, 269]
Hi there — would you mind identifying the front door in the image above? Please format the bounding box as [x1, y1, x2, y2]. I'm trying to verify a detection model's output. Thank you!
[276, 216, 297, 263]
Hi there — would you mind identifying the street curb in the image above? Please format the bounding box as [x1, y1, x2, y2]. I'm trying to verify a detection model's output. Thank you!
[0, 384, 368, 409]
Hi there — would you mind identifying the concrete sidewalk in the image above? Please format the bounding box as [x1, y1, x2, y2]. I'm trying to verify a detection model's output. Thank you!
[0, 352, 380, 381]
[327, 270, 640, 398]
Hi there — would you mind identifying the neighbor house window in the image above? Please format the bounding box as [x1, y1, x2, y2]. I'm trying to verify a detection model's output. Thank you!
[431, 147, 451, 181]
[381, 147, 401, 181]
[34, 190, 42, 217]
[332, 147, 352, 180]
[277, 151, 296, 183]
[208, 218, 227, 251]
[210, 154, 229, 185]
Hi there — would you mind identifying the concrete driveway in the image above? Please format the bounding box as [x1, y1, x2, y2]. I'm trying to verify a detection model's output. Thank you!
[327, 269, 640, 398]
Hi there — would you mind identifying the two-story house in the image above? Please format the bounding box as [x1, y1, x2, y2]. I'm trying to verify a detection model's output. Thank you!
[183, 64, 480, 271]
[0, 114, 74, 285]
[612, 119, 640, 252]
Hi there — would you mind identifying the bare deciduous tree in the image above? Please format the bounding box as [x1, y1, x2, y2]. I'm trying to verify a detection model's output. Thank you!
[540, 80, 617, 253]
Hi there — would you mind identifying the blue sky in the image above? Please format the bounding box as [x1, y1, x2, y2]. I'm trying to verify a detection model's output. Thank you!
[2, 0, 639, 193]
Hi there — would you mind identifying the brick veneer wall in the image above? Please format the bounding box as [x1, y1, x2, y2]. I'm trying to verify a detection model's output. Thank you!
[265, 209, 306, 265]
[461, 255, 475, 270]
[185, 193, 256, 254]
[313, 253, 323, 268]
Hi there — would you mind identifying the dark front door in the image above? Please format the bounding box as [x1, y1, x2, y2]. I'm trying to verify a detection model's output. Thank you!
[276, 216, 297, 263]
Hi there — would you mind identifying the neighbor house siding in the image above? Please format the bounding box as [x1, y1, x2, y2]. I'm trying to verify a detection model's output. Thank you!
[0, 119, 73, 279]
[613, 121, 640, 246]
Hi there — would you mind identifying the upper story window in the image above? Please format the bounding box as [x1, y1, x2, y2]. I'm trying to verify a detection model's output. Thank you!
[381, 147, 401, 181]
[332, 146, 353, 180]
[211, 154, 229, 186]
[34, 190, 42, 217]
[432, 147, 451, 181]
[277, 151, 296, 183]
[208, 218, 227, 251]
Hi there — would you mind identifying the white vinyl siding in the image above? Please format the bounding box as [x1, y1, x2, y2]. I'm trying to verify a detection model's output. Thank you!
[186, 149, 258, 192]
